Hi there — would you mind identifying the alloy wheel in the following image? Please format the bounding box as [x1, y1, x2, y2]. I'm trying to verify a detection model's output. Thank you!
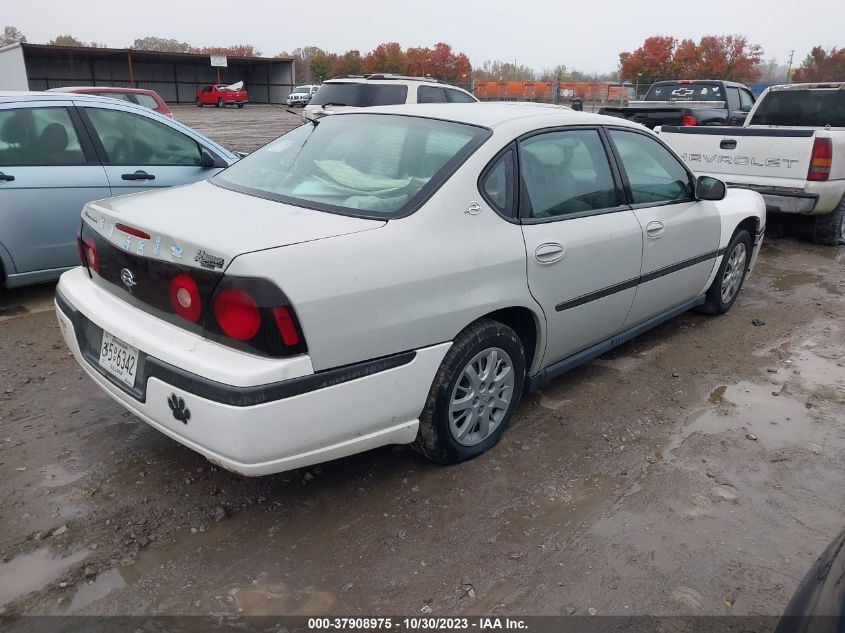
[720, 242, 747, 304]
[448, 347, 515, 447]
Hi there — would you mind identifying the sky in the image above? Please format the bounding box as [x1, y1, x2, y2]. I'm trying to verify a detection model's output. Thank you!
[3, 0, 843, 73]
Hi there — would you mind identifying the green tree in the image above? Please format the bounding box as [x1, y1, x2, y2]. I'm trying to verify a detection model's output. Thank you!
[0, 25, 26, 47]
[49, 34, 87, 47]
[132, 36, 192, 53]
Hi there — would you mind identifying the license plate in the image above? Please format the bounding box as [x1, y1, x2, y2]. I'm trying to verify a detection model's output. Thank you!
[98, 331, 139, 387]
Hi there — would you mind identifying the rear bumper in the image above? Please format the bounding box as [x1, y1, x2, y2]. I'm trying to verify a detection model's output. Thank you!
[726, 181, 845, 216]
[55, 269, 449, 475]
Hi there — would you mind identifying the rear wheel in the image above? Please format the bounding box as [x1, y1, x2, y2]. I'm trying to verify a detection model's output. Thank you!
[697, 229, 752, 315]
[413, 319, 525, 465]
[195, 98, 202, 107]
[812, 196, 845, 245]
[237, 103, 244, 109]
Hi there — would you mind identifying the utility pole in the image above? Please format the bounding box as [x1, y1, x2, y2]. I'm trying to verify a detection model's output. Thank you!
[786, 50, 794, 83]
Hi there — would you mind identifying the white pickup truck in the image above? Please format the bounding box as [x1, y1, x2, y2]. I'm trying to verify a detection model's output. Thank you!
[656, 83, 845, 244]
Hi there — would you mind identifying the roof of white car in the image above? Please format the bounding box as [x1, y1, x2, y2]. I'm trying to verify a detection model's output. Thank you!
[344, 102, 638, 130]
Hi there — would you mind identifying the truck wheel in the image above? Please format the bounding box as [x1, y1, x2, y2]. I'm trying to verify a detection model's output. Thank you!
[697, 229, 752, 316]
[237, 103, 244, 109]
[812, 196, 845, 245]
[216, 98, 223, 108]
[195, 98, 202, 108]
[412, 319, 525, 465]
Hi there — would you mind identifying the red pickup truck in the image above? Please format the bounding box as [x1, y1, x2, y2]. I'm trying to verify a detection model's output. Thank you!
[195, 82, 249, 108]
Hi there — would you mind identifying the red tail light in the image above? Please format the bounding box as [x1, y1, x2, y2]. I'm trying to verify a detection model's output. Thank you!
[214, 288, 261, 341]
[680, 115, 698, 126]
[273, 307, 301, 346]
[169, 274, 202, 323]
[80, 237, 99, 273]
[808, 137, 832, 182]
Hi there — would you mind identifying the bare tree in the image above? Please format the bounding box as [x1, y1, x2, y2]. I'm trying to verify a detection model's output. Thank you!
[0, 25, 26, 47]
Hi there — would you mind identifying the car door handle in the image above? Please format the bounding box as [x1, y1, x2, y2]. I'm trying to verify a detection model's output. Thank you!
[0, 172, 14, 182]
[720, 139, 737, 150]
[121, 170, 155, 181]
[646, 221, 665, 238]
[534, 242, 565, 264]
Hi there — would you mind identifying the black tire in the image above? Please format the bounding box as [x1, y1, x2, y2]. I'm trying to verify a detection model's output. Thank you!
[412, 319, 525, 465]
[195, 98, 202, 107]
[216, 98, 223, 108]
[697, 228, 753, 315]
[237, 103, 244, 109]
[812, 196, 845, 245]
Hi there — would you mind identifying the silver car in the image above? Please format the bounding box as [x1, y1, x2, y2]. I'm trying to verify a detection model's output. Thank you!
[0, 92, 237, 289]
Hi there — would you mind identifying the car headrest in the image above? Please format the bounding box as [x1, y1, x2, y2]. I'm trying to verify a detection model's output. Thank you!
[39, 123, 69, 153]
[0, 115, 27, 144]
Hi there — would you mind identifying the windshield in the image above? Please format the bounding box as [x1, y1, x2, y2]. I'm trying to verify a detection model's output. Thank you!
[646, 83, 724, 101]
[213, 114, 489, 217]
[310, 83, 408, 107]
[749, 89, 845, 127]
[292, 87, 309, 93]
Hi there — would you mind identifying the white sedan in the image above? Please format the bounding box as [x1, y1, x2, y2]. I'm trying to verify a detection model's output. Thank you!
[56, 103, 766, 475]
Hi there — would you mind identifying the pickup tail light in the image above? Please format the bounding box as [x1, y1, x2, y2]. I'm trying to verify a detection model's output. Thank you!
[808, 137, 832, 182]
[680, 115, 698, 126]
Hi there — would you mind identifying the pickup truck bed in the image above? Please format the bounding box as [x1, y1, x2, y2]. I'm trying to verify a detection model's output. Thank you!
[600, 101, 728, 128]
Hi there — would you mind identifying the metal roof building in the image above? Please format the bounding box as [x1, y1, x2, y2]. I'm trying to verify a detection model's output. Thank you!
[0, 43, 295, 104]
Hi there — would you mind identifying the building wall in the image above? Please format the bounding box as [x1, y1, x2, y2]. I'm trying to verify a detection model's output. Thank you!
[0, 45, 30, 91]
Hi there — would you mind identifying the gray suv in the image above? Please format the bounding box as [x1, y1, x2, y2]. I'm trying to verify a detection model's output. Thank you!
[0, 92, 237, 289]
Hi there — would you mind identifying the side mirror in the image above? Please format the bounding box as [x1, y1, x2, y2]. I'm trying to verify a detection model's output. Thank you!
[696, 176, 727, 201]
[200, 147, 218, 169]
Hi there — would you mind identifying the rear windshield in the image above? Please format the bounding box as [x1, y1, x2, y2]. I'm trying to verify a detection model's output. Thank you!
[646, 84, 724, 101]
[749, 89, 845, 127]
[310, 83, 408, 107]
[213, 114, 489, 217]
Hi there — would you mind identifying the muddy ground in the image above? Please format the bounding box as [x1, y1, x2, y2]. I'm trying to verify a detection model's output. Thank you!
[1, 238, 842, 617]
[0, 104, 843, 617]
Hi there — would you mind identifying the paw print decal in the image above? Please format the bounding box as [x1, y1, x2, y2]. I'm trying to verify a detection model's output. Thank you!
[167, 393, 191, 424]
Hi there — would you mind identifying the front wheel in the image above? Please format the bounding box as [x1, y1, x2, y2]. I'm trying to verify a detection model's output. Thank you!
[812, 196, 845, 245]
[697, 229, 752, 315]
[413, 319, 525, 465]
[216, 98, 223, 108]
[237, 103, 244, 109]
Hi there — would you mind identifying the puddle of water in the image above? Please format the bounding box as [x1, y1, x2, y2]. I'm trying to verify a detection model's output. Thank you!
[41, 464, 87, 489]
[665, 381, 815, 457]
[0, 548, 89, 607]
[68, 569, 125, 613]
[229, 584, 336, 615]
[462, 578, 522, 615]
[771, 272, 843, 296]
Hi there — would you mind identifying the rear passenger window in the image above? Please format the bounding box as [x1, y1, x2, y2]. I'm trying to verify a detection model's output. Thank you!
[367, 85, 408, 106]
[418, 86, 447, 103]
[446, 89, 476, 103]
[0, 107, 86, 166]
[134, 94, 160, 110]
[84, 108, 201, 166]
[519, 129, 617, 219]
[481, 150, 515, 216]
[608, 129, 693, 205]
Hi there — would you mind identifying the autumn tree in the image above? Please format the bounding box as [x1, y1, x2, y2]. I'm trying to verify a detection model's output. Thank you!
[793, 47, 845, 82]
[0, 25, 26, 47]
[362, 42, 407, 75]
[309, 49, 335, 82]
[619, 34, 763, 83]
[330, 50, 363, 77]
[132, 36, 192, 53]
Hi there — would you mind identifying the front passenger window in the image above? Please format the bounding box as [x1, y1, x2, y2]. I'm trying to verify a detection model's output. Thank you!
[608, 129, 693, 205]
[84, 108, 201, 166]
[519, 129, 617, 218]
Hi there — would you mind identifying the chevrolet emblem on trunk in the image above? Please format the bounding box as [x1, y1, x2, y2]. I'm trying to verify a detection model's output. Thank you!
[120, 268, 137, 290]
